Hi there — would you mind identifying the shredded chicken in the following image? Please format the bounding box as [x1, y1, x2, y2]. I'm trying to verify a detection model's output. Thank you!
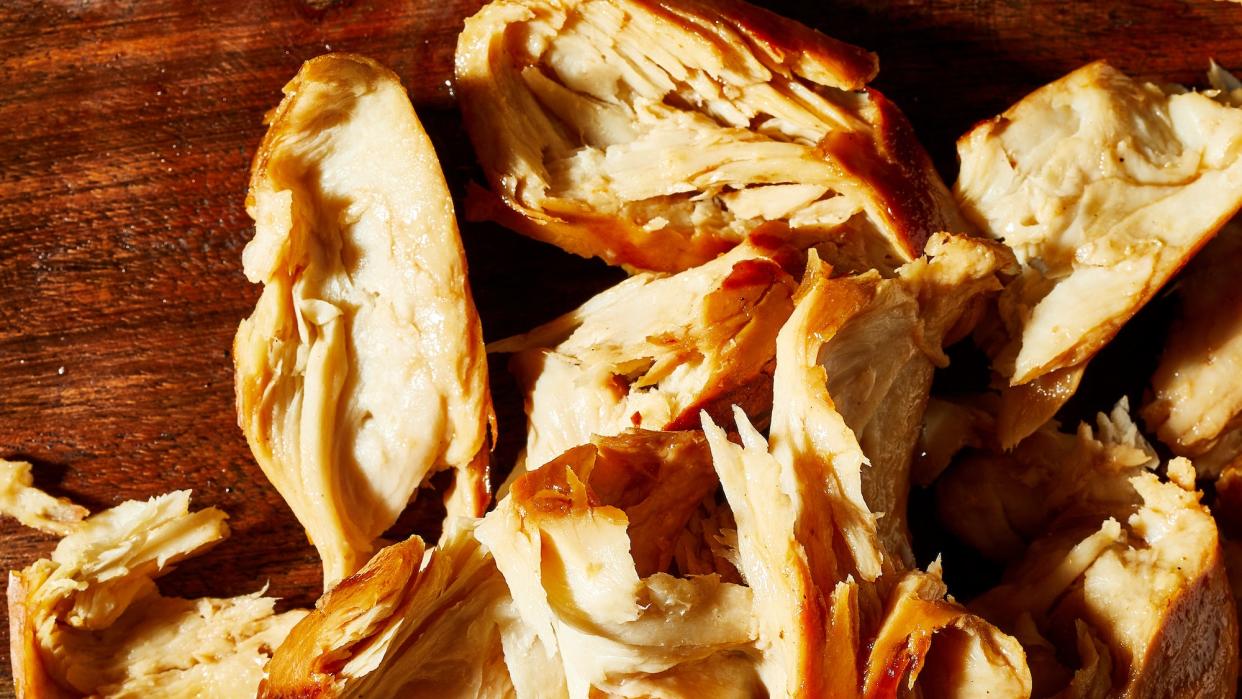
[234, 54, 494, 588]
[698, 244, 1024, 696]
[956, 61, 1242, 446]
[940, 401, 1239, 696]
[2, 479, 305, 698]
[936, 399, 1157, 563]
[477, 431, 758, 698]
[1143, 219, 1242, 478]
[702, 409, 860, 697]
[456, 0, 965, 273]
[491, 236, 797, 475]
[704, 406, 1030, 698]
[864, 565, 1031, 698]
[771, 234, 1012, 564]
[260, 526, 515, 699]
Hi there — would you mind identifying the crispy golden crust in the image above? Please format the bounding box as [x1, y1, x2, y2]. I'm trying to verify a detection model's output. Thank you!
[260, 538, 426, 698]
[456, 0, 960, 273]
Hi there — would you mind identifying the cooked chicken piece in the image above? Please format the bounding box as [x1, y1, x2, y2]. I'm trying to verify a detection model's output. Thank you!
[0, 459, 87, 536]
[864, 565, 1031, 698]
[1143, 220, 1242, 478]
[766, 253, 893, 578]
[477, 432, 758, 698]
[704, 408, 1029, 698]
[3, 484, 306, 699]
[772, 235, 1012, 564]
[234, 54, 494, 587]
[936, 399, 1156, 563]
[956, 61, 1242, 446]
[709, 247, 1026, 694]
[261, 526, 516, 699]
[456, 0, 965, 273]
[940, 402, 1239, 696]
[582, 430, 719, 576]
[703, 409, 864, 697]
[491, 236, 797, 474]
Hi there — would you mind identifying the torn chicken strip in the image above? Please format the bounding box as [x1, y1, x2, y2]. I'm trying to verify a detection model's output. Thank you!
[704, 409, 1029, 698]
[939, 401, 1239, 696]
[456, 0, 966, 273]
[3, 485, 305, 699]
[477, 433, 758, 699]
[703, 410, 862, 697]
[1143, 220, 1242, 478]
[261, 525, 517, 699]
[491, 236, 797, 475]
[234, 54, 494, 588]
[766, 252, 890, 579]
[772, 235, 1012, 564]
[863, 564, 1031, 699]
[956, 61, 1242, 446]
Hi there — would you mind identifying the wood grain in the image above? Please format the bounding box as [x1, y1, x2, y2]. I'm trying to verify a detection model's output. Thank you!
[0, 0, 1239, 695]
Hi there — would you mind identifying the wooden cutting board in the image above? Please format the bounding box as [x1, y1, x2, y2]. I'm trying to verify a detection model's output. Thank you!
[1, 0, 1239, 693]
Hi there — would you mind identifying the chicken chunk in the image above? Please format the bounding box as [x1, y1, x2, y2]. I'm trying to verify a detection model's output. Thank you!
[2, 477, 305, 699]
[260, 526, 516, 699]
[456, 0, 965, 273]
[772, 235, 1012, 564]
[1143, 220, 1242, 478]
[704, 408, 1029, 698]
[956, 61, 1242, 446]
[939, 402, 1239, 696]
[234, 54, 494, 588]
[477, 431, 758, 698]
[491, 236, 798, 475]
[702, 243, 1022, 696]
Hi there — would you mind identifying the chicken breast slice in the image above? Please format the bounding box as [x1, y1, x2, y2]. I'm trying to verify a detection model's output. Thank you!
[2, 473, 306, 699]
[456, 0, 965, 273]
[1143, 219, 1242, 478]
[234, 54, 494, 588]
[939, 402, 1239, 696]
[956, 61, 1242, 446]
[492, 236, 798, 475]
[477, 431, 758, 699]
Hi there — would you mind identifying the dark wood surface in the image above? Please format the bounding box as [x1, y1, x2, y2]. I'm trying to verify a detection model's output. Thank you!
[1, 0, 1239, 694]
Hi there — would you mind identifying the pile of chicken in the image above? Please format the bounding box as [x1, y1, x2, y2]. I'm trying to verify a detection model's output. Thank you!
[6, 1, 1242, 697]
